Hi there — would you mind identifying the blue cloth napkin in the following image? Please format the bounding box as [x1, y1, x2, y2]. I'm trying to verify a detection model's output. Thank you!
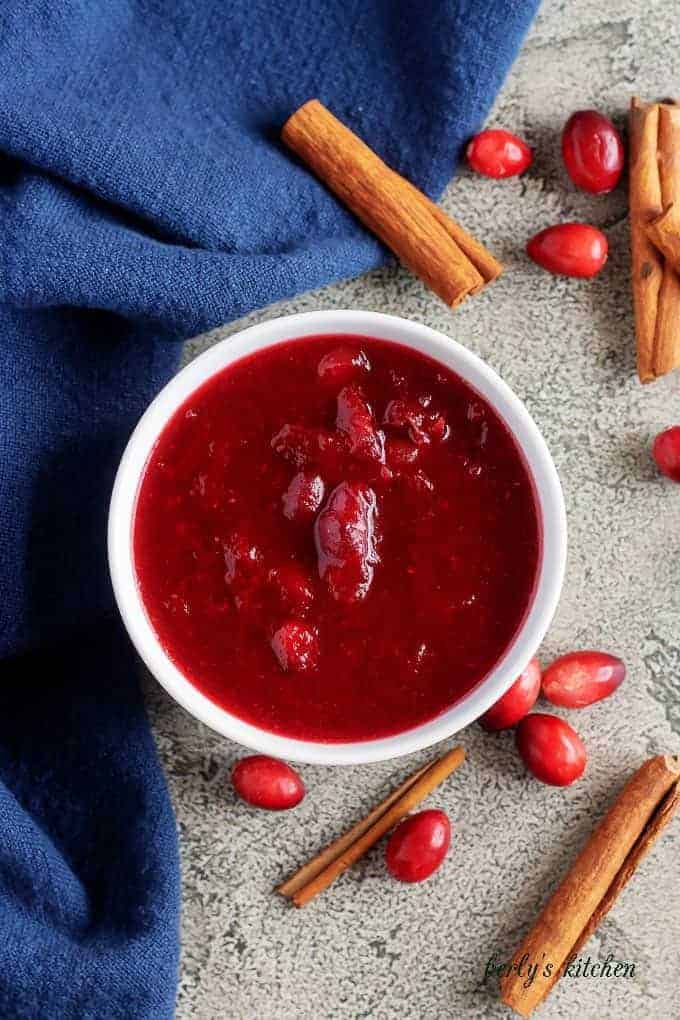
[0, 1, 538, 1015]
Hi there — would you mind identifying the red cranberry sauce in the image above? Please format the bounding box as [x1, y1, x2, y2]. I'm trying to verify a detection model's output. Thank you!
[133, 335, 541, 742]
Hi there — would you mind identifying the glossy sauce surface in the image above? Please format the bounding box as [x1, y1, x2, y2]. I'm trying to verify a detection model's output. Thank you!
[134, 335, 541, 742]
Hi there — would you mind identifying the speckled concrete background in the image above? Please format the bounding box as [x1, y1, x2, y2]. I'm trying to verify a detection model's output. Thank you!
[145, 2, 680, 1016]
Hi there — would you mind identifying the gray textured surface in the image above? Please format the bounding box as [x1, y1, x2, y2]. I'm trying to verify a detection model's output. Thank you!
[146, 2, 680, 1016]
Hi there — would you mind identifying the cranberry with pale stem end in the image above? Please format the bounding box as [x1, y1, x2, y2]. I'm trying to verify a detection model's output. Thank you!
[385, 809, 451, 883]
[542, 651, 625, 708]
[479, 657, 541, 730]
[527, 223, 608, 278]
[466, 129, 533, 178]
[231, 755, 305, 810]
[652, 426, 680, 482]
[516, 714, 587, 787]
[562, 110, 624, 194]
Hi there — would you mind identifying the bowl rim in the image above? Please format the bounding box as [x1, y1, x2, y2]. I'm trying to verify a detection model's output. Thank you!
[108, 309, 566, 765]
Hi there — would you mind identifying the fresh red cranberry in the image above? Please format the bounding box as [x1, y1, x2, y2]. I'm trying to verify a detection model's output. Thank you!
[527, 223, 608, 278]
[385, 809, 451, 883]
[317, 346, 371, 385]
[466, 129, 532, 178]
[270, 620, 320, 672]
[231, 755, 305, 809]
[652, 426, 680, 482]
[282, 471, 325, 522]
[479, 657, 541, 730]
[336, 385, 385, 464]
[315, 481, 378, 603]
[562, 110, 624, 194]
[267, 564, 314, 616]
[542, 651, 625, 708]
[516, 714, 586, 786]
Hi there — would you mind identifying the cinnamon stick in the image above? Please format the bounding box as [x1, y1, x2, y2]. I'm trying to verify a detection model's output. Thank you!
[277, 759, 432, 898]
[282, 100, 502, 307]
[398, 174, 503, 283]
[646, 202, 680, 272]
[630, 99, 664, 382]
[278, 745, 465, 908]
[650, 103, 680, 377]
[629, 98, 680, 382]
[500, 754, 680, 1017]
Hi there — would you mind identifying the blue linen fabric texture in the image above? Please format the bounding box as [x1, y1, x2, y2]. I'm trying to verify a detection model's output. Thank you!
[0, 1, 538, 1017]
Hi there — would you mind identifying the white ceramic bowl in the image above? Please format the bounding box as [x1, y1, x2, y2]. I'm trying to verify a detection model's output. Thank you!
[109, 310, 566, 765]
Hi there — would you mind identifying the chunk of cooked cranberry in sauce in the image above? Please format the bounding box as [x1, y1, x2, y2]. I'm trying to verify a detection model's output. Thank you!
[271, 424, 347, 480]
[336, 385, 386, 464]
[402, 468, 434, 495]
[317, 345, 371, 385]
[383, 398, 449, 445]
[223, 533, 264, 587]
[267, 564, 314, 617]
[270, 620, 320, 672]
[426, 414, 449, 443]
[271, 424, 333, 466]
[383, 398, 418, 432]
[281, 471, 325, 522]
[222, 533, 267, 614]
[385, 437, 420, 472]
[315, 481, 379, 604]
